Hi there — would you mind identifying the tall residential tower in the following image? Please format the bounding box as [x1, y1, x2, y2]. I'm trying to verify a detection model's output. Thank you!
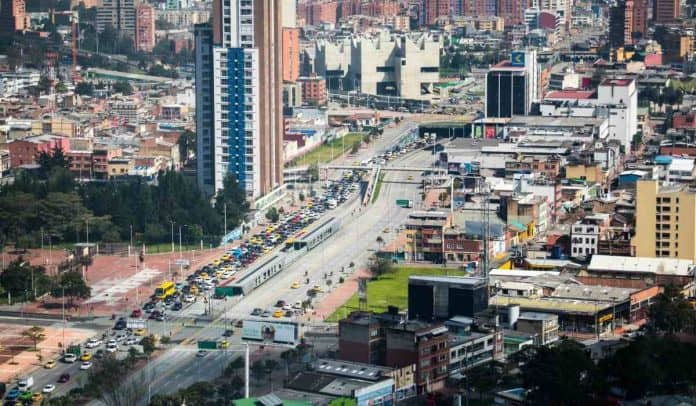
[195, 0, 284, 199]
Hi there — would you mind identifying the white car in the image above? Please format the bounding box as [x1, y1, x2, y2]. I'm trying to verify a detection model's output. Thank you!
[106, 343, 118, 353]
[292, 301, 302, 310]
[282, 305, 292, 311]
[125, 337, 138, 345]
[42, 384, 56, 393]
[85, 338, 102, 348]
[62, 353, 77, 363]
[106, 339, 117, 346]
[80, 361, 92, 370]
[183, 294, 195, 303]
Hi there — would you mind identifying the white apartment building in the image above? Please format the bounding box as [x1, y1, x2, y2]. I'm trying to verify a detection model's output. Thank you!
[0, 70, 40, 97]
[570, 214, 610, 259]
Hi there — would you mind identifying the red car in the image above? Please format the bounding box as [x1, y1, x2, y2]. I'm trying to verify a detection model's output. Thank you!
[131, 309, 142, 318]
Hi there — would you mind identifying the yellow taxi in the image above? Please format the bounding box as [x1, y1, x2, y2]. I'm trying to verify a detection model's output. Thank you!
[263, 247, 271, 254]
[44, 360, 56, 369]
[199, 272, 209, 280]
[80, 352, 92, 361]
[134, 328, 147, 336]
[272, 310, 284, 318]
[32, 393, 43, 402]
[212, 259, 221, 266]
[312, 285, 322, 293]
[383, 227, 391, 233]
[291, 281, 300, 289]
[408, 175, 414, 180]
[189, 285, 199, 295]
[221, 254, 230, 261]
[218, 340, 230, 349]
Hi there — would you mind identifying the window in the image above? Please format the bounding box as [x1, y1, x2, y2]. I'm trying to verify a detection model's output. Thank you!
[420, 66, 439, 73]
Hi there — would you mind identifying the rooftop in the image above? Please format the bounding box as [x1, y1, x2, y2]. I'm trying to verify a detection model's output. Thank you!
[312, 359, 392, 382]
[588, 255, 694, 276]
[409, 275, 487, 287]
[518, 311, 557, 321]
[550, 284, 636, 302]
[489, 295, 616, 315]
[545, 90, 597, 100]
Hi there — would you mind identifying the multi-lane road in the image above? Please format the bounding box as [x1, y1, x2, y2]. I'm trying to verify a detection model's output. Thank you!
[17, 118, 437, 404]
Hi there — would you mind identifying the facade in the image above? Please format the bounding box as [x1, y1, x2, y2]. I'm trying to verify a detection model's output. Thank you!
[97, 0, 135, 34]
[653, 0, 679, 22]
[195, 0, 284, 199]
[314, 32, 441, 101]
[448, 331, 500, 374]
[297, 75, 327, 105]
[496, 0, 525, 26]
[485, 51, 539, 118]
[421, 0, 450, 26]
[338, 312, 388, 365]
[282, 28, 300, 82]
[0, 0, 25, 35]
[135, 4, 156, 52]
[570, 215, 610, 259]
[609, 0, 647, 47]
[634, 180, 696, 262]
[7, 135, 70, 167]
[385, 322, 449, 394]
[408, 276, 489, 321]
[515, 312, 559, 345]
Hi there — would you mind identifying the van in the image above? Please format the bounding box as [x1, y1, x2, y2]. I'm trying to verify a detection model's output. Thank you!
[17, 376, 33, 391]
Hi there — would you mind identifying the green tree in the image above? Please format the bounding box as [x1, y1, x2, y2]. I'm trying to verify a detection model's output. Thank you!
[265, 207, 280, 223]
[367, 255, 393, 279]
[75, 82, 94, 96]
[51, 270, 91, 307]
[307, 163, 319, 182]
[0, 259, 50, 301]
[214, 174, 249, 230]
[647, 284, 695, 334]
[22, 326, 46, 351]
[224, 356, 245, 377]
[177, 129, 196, 163]
[54, 82, 68, 93]
[521, 340, 599, 405]
[38, 76, 52, 94]
[112, 81, 133, 95]
[250, 360, 266, 380]
[350, 140, 361, 154]
[140, 335, 156, 355]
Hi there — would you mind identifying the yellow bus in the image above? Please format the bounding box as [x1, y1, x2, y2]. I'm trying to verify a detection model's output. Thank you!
[154, 281, 176, 300]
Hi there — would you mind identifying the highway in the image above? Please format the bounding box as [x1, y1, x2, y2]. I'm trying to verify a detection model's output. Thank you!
[18, 118, 434, 404]
[134, 127, 436, 401]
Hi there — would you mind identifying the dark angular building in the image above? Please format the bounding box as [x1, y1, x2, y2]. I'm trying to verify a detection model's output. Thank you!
[408, 276, 488, 321]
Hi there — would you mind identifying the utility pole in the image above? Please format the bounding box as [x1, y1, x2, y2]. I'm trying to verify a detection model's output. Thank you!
[130, 225, 133, 256]
[245, 343, 250, 398]
[170, 221, 175, 253]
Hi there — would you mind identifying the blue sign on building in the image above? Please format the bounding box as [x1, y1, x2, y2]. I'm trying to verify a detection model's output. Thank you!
[511, 51, 525, 67]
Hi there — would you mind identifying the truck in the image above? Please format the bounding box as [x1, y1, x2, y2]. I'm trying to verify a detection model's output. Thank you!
[17, 376, 33, 391]
[396, 199, 413, 208]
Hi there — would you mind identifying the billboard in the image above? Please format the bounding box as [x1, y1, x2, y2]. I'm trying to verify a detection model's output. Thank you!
[241, 320, 298, 344]
[126, 318, 146, 329]
[511, 51, 525, 67]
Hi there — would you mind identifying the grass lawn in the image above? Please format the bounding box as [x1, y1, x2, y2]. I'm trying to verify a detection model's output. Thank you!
[290, 133, 364, 167]
[371, 172, 385, 203]
[326, 265, 466, 322]
[145, 243, 204, 254]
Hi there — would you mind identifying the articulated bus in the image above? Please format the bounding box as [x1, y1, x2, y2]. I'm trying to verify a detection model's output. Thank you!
[154, 281, 176, 300]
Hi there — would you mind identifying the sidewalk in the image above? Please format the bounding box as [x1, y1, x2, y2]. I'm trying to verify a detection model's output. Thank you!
[311, 268, 371, 321]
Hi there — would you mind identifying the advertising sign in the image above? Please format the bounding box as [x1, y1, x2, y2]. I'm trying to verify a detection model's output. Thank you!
[511, 51, 525, 67]
[242, 320, 298, 344]
[126, 318, 146, 329]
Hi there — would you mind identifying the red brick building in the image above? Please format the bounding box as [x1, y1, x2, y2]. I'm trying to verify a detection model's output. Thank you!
[385, 322, 449, 394]
[496, 0, 525, 26]
[7, 135, 70, 168]
[135, 4, 156, 52]
[297, 75, 327, 106]
[0, 0, 25, 36]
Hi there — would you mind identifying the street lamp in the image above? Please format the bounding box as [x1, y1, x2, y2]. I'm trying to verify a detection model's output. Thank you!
[179, 225, 188, 258]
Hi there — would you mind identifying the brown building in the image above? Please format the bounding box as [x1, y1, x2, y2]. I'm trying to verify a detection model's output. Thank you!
[339, 311, 388, 365]
[282, 27, 300, 82]
[301, 0, 338, 25]
[0, 0, 25, 35]
[7, 135, 70, 168]
[496, 0, 525, 26]
[385, 322, 449, 394]
[653, 0, 679, 22]
[135, 4, 156, 52]
[297, 75, 327, 106]
[422, 0, 450, 26]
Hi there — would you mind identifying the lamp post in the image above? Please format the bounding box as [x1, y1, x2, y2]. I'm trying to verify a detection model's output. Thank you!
[170, 220, 175, 253]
